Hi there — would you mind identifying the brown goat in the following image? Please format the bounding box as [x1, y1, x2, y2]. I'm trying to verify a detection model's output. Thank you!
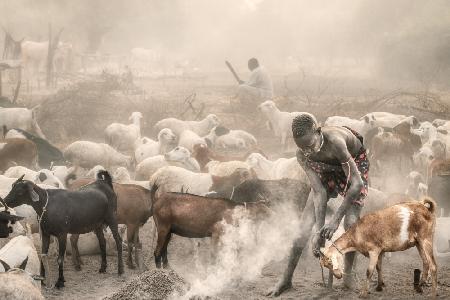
[67, 177, 152, 270]
[151, 185, 270, 268]
[192, 143, 267, 172]
[320, 197, 437, 298]
[0, 138, 38, 172]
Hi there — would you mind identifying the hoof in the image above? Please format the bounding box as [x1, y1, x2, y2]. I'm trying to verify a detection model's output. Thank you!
[55, 280, 65, 289]
[376, 285, 383, 292]
[266, 281, 292, 297]
[99, 267, 107, 273]
[74, 265, 82, 271]
[118, 266, 124, 275]
[414, 284, 423, 294]
[358, 291, 369, 298]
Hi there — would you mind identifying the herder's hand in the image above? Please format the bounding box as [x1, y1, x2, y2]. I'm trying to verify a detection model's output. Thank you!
[320, 222, 338, 240]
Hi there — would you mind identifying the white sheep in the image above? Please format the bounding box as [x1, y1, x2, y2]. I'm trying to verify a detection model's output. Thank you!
[0, 107, 46, 139]
[4, 166, 64, 188]
[135, 146, 200, 180]
[257, 100, 311, 149]
[85, 165, 107, 178]
[0, 235, 41, 287]
[0, 269, 44, 299]
[361, 112, 418, 130]
[205, 160, 250, 177]
[104, 112, 143, 151]
[154, 114, 220, 136]
[63, 141, 133, 170]
[112, 167, 150, 189]
[51, 165, 76, 184]
[150, 166, 214, 195]
[324, 116, 371, 136]
[204, 126, 256, 150]
[134, 128, 176, 164]
[245, 153, 307, 182]
[178, 129, 206, 152]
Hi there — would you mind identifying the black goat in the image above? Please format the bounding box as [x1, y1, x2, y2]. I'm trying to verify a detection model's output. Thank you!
[209, 178, 310, 211]
[6, 128, 64, 168]
[4, 170, 123, 288]
[0, 197, 24, 238]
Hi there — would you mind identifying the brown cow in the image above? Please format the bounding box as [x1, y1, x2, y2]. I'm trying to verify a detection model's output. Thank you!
[0, 138, 38, 172]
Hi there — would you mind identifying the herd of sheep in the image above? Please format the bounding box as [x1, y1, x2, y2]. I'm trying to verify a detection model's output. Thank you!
[0, 98, 450, 298]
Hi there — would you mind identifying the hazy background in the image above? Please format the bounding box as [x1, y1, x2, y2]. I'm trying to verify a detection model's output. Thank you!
[1, 0, 449, 83]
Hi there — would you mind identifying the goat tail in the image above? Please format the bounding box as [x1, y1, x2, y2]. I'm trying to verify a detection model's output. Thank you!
[97, 170, 113, 189]
[420, 197, 437, 214]
[150, 184, 159, 203]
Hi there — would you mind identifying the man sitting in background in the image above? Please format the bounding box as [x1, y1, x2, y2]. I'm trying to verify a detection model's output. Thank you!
[237, 58, 273, 108]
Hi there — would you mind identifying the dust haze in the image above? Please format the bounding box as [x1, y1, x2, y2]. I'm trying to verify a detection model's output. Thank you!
[1, 1, 450, 299]
[2, 0, 449, 82]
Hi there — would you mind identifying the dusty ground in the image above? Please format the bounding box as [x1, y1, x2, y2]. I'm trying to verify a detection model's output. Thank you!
[6, 72, 449, 299]
[41, 221, 450, 299]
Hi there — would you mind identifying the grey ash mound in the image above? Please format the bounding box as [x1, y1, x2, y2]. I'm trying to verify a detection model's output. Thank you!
[104, 269, 187, 300]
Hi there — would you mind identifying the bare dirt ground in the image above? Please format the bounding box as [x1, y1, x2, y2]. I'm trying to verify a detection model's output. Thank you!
[7, 72, 449, 299]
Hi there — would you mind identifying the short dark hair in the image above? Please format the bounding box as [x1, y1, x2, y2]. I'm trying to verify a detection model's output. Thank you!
[292, 114, 317, 137]
[248, 58, 259, 67]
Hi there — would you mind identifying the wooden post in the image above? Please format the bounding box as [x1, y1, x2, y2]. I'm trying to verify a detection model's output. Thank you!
[12, 67, 21, 104]
[46, 23, 53, 88]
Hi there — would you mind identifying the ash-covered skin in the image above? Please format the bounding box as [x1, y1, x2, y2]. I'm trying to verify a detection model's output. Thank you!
[267, 113, 369, 297]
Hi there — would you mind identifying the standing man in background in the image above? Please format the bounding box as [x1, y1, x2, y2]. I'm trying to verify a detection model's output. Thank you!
[237, 58, 274, 109]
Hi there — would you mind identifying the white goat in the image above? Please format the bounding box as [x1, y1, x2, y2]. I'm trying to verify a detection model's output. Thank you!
[105, 112, 143, 151]
[257, 100, 310, 148]
[154, 114, 220, 136]
[178, 129, 206, 152]
[4, 166, 64, 188]
[63, 141, 133, 170]
[135, 146, 200, 180]
[134, 128, 176, 164]
[0, 108, 45, 139]
[245, 153, 307, 182]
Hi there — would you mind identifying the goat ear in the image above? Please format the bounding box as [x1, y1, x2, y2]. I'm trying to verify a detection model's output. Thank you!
[438, 129, 448, 135]
[363, 116, 370, 124]
[28, 184, 39, 202]
[16, 175, 25, 183]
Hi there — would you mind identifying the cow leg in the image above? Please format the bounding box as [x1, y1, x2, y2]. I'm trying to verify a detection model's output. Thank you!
[108, 220, 124, 275]
[154, 225, 170, 269]
[94, 227, 107, 273]
[55, 234, 67, 288]
[126, 223, 137, 269]
[40, 233, 50, 280]
[162, 233, 172, 269]
[133, 227, 144, 270]
[70, 234, 83, 270]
